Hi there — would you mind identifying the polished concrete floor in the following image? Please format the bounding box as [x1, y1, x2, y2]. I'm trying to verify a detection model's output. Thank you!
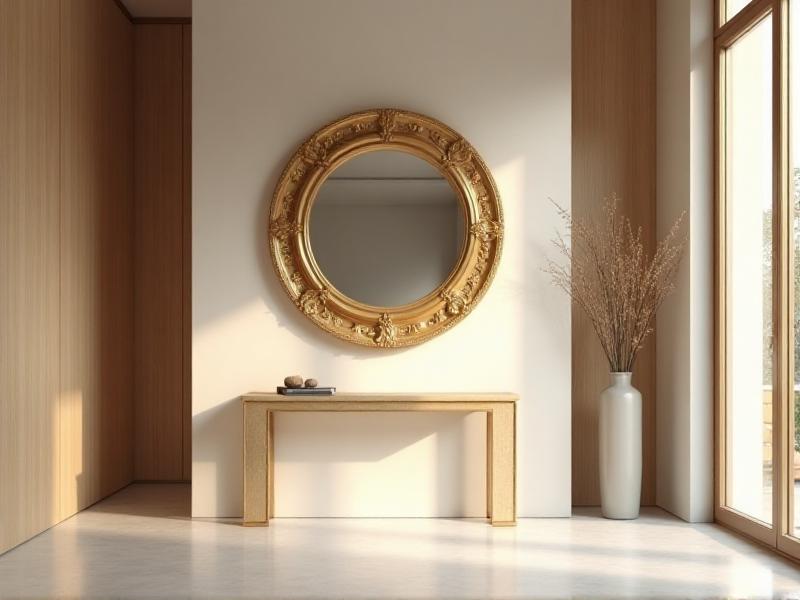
[1, 484, 799, 599]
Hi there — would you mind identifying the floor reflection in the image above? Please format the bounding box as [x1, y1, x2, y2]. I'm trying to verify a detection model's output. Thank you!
[0, 484, 798, 599]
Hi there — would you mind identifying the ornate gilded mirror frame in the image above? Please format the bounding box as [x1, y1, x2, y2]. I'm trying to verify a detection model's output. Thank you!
[268, 108, 503, 348]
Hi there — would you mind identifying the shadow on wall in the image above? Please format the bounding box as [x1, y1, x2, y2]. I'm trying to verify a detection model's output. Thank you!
[198, 102, 545, 358]
[193, 397, 481, 518]
[195, 132, 561, 517]
[193, 398, 242, 517]
[58, 4, 135, 519]
[192, 0, 573, 511]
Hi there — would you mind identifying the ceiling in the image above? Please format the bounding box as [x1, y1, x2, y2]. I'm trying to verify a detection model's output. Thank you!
[120, 0, 191, 18]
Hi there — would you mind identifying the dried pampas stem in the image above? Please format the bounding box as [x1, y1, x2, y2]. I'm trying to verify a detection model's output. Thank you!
[544, 197, 686, 373]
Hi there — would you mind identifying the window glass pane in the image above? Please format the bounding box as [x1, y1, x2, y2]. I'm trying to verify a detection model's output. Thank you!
[791, 0, 800, 539]
[726, 0, 753, 22]
[725, 15, 773, 525]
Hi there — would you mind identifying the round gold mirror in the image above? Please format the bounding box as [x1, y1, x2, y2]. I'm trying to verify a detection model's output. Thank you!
[268, 109, 503, 347]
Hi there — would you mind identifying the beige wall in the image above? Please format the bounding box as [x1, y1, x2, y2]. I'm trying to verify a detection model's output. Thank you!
[193, 0, 572, 518]
[655, 0, 714, 523]
[0, 0, 134, 554]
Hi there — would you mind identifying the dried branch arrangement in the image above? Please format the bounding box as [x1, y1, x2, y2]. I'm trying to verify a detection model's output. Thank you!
[545, 198, 686, 373]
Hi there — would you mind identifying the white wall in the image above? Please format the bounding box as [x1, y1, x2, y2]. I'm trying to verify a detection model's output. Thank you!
[656, 0, 714, 523]
[193, 0, 571, 518]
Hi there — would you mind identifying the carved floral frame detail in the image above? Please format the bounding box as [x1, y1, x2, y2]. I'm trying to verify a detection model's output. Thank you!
[268, 108, 503, 348]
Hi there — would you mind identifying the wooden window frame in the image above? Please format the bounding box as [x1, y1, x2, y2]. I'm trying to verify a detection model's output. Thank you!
[715, 0, 800, 560]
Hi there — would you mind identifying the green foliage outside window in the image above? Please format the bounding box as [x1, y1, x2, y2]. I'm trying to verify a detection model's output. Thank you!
[795, 391, 800, 452]
[764, 170, 800, 453]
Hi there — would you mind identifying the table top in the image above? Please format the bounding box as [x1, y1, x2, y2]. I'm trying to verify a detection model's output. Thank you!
[242, 392, 518, 403]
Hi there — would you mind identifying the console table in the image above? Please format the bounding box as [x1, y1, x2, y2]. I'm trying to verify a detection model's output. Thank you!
[242, 392, 517, 527]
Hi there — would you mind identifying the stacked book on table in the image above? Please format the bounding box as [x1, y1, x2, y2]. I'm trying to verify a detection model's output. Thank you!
[277, 386, 336, 396]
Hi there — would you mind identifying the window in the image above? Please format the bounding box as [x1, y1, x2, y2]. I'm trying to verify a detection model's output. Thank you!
[789, 0, 800, 540]
[726, 0, 756, 21]
[723, 15, 773, 526]
[716, 0, 800, 559]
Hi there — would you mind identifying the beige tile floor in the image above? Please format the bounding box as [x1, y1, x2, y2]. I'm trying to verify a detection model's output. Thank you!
[1, 484, 799, 599]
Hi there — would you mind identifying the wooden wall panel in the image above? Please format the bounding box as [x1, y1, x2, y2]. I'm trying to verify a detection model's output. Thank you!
[572, 0, 657, 506]
[59, 0, 134, 516]
[182, 24, 192, 480]
[134, 24, 187, 480]
[0, 0, 134, 555]
[0, 0, 61, 555]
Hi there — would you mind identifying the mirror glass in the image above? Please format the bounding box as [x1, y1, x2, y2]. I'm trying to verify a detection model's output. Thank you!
[309, 150, 465, 307]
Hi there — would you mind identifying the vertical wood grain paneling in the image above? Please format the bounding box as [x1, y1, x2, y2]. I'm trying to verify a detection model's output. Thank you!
[182, 25, 192, 480]
[572, 0, 657, 506]
[59, 0, 134, 516]
[0, 0, 61, 555]
[134, 24, 185, 480]
[1, 0, 134, 555]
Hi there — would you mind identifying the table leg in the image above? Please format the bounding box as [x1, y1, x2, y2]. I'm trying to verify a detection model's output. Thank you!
[487, 403, 516, 526]
[486, 411, 493, 519]
[268, 411, 274, 519]
[243, 402, 270, 526]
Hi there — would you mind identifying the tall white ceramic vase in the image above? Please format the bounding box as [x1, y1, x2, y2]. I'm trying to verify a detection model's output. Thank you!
[599, 372, 642, 519]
